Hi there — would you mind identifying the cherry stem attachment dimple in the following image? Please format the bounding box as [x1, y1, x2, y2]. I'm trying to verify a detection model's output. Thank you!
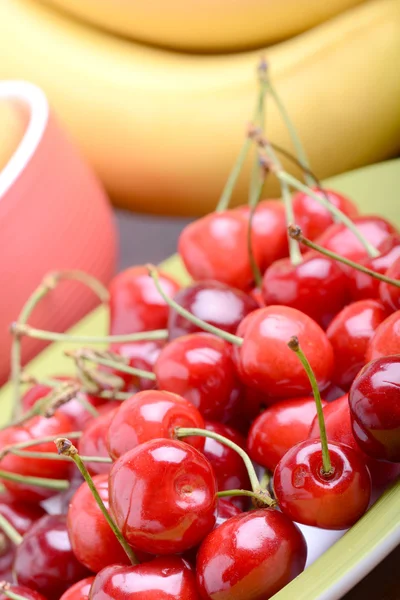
[55, 438, 138, 565]
[147, 266, 243, 346]
[217, 489, 276, 508]
[176, 427, 274, 505]
[288, 336, 332, 475]
[0, 513, 22, 545]
[289, 225, 400, 288]
[0, 583, 29, 600]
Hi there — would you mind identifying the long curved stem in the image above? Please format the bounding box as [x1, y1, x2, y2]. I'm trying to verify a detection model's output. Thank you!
[217, 489, 276, 507]
[9, 449, 112, 463]
[12, 324, 168, 345]
[0, 431, 82, 459]
[0, 513, 22, 545]
[0, 470, 69, 490]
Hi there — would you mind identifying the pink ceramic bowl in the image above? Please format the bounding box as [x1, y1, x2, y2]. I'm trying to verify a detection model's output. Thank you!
[0, 81, 117, 385]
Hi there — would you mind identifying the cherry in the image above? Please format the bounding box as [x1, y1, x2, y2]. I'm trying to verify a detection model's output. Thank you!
[235, 199, 289, 270]
[167, 280, 258, 341]
[107, 390, 205, 460]
[214, 498, 242, 528]
[379, 256, 400, 311]
[59, 577, 95, 600]
[247, 396, 327, 472]
[273, 439, 371, 529]
[233, 306, 334, 398]
[202, 422, 250, 507]
[14, 514, 91, 599]
[109, 438, 217, 555]
[261, 252, 348, 329]
[109, 266, 180, 335]
[366, 310, 400, 361]
[178, 210, 263, 290]
[196, 509, 307, 600]
[78, 408, 117, 476]
[0, 536, 15, 583]
[68, 474, 130, 573]
[154, 333, 242, 422]
[308, 395, 400, 488]
[326, 299, 389, 390]
[293, 187, 359, 241]
[0, 413, 73, 502]
[349, 356, 400, 462]
[0, 586, 47, 600]
[0, 491, 45, 534]
[107, 340, 164, 391]
[89, 557, 200, 600]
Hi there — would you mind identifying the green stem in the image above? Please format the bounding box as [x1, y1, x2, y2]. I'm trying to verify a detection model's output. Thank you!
[55, 438, 138, 565]
[247, 179, 265, 288]
[50, 269, 109, 304]
[0, 513, 22, 545]
[0, 431, 82, 458]
[0, 470, 69, 490]
[9, 449, 112, 463]
[260, 470, 271, 490]
[147, 267, 243, 346]
[0, 586, 31, 600]
[12, 324, 168, 345]
[22, 376, 131, 401]
[217, 489, 275, 507]
[287, 336, 332, 475]
[76, 355, 156, 381]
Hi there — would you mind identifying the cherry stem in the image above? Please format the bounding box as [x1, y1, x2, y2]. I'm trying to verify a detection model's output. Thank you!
[66, 349, 156, 381]
[288, 336, 332, 475]
[0, 470, 69, 491]
[176, 427, 274, 504]
[260, 470, 271, 490]
[55, 438, 138, 565]
[0, 584, 29, 600]
[289, 226, 400, 288]
[147, 266, 243, 346]
[0, 513, 22, 545]
[21, 375, 131, 401]
[0, 431, 82, 459]
[217, 489, 276, 507]
[8, 449, 112, 463]
[247, 177, 265, 289]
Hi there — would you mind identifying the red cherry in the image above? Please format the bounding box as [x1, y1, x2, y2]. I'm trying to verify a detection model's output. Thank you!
[109, 266, 180, 335]
[167, 280, 258, 341]
[14, 514, 91, 599]
[196, 509, 307, 600]
[214, 498, 242, 529]
[247, 396, 326, 472]
[78, 408, 117, 476]
[107, 340, 164, 391]
[273, 439, 371, 529]
[89, 557, 200, 600]
[348, 234, 400, 301]
[59, 577, 95, 600]
[308, 395, 400, 488]
[0, 413, 73, 502]
[235, 199, 288, 270]
[233, 306, 334, 398]
[315, 216, 397, 264]
[0, 491, 45, 534]
[0, 536, 15, 583]
[202, 422, 250, 507]
[0, 586, 47, 600]
[366, 310, 400, 361]
[154, 333, 242, 422]
[349, 356, 400, 462]
[326, 300, 389, 390]
[107, 390, 205, 460]
[109, 438, 217, 555]
[68, 474, 130, 573]
[178, 210, 263, 290]
[293, 188, 359, 241]
[379, 256, 400, 312]
[262, 252, 348, 329]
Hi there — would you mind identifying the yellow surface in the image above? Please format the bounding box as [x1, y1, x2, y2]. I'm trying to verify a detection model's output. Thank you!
[0, 100, 27, 173]
[0, 0, 399, 215]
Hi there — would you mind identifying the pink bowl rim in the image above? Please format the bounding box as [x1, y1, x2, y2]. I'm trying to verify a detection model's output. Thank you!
[0, 80, 49, 200]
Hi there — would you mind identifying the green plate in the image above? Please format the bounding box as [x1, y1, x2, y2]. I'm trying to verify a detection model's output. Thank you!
[0, 159, 399, 599]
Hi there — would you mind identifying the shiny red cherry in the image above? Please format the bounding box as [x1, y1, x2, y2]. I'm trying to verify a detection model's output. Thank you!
[0, 413, 73, 502]
[109, 266, 180, 335]
[235, 199, 288, 270]
[349, 356, 400, 462]
[14, 514, 90, 599]
[89, 557, 200, 600]
[348, 234, 400, 301]
[316, 216, 397, 264]
[366, 310, 400, 361]
[178, 210, 263, 290]
[107, 340, 164, 391]
[68, 474, 130, 573]
[196, 509, 307, 600]
[262, 252, 348, 328]
[326, 299, 389, 390]
[107, 390, 205, 460]
[0, 586, 47, 600]
[247, 396, 326, 472]
[109, 438, 217, 555]
[379, 256, 400, 312]
[59, 577, 95, 600]
[273, 439, 371, 529]
[308, 394, 400, 488]
[0, 491, 45, 534]
[167, 280, 258, 340]
[233, 305, 334, 398]
[154, 333, 242, 422]
[78, 408, 117, 476]
[293, 187, 359, 241]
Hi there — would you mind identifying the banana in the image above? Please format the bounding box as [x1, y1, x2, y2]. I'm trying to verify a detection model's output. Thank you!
[2, 0, 400, 216]
[37, 0, 366, 52]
